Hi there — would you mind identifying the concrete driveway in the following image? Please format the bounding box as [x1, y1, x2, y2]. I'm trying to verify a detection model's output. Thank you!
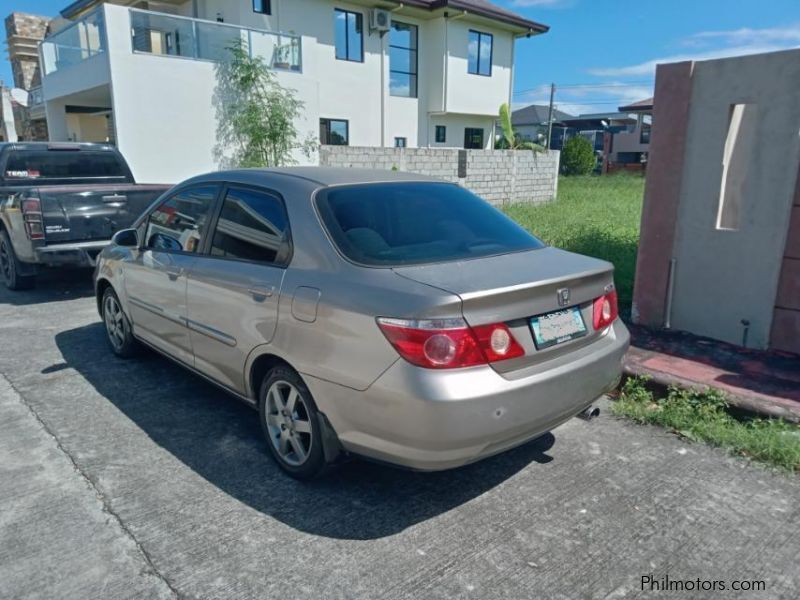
[1, 271, 798, 600]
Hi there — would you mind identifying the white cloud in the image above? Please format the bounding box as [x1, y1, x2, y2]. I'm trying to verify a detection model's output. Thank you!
[512, 81, 653, 117]
[588, 23, 800, 78]
[687, 23, 800, 46]
[588, 44, 798, 78]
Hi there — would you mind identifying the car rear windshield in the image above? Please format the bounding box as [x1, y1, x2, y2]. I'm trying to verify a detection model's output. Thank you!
[315, 182, 544, 266]
[4, 150, 129, 181]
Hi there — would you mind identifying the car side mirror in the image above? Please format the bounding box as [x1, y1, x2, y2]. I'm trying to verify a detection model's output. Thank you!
[147, 232, 183, 252]
[112, 228, 139, 248]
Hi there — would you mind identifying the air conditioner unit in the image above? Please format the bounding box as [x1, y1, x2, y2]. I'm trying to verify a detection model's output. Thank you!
[370, 9, 391, 32]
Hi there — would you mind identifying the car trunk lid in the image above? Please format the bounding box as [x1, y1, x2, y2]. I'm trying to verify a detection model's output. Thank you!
[393, 247, 616, 373]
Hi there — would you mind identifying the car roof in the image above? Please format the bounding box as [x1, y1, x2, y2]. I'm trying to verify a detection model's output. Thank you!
[191, 167, 445, 188]
[0, 141, 116, 152]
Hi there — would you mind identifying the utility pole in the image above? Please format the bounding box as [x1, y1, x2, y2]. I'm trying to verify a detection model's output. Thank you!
[545, 83, 556, 149]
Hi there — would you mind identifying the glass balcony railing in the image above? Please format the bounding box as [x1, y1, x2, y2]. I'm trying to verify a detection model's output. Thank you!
[41, 9, 106, 76]
[129, 9, 302, 72]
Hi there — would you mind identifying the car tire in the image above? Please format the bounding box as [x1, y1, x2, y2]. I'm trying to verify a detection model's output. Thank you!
[0, 230, 35, 291]
[259, 366, 326, 480]
[102, 286, 139, 358]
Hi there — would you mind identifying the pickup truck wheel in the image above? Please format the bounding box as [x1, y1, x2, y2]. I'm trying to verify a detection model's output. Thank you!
[259, 367, 326, 480]
[102, 287, 138, 358]
[0, 230, 35, 291]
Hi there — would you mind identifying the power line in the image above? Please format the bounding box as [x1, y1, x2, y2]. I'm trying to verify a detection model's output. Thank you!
[513, 80, 654, 96]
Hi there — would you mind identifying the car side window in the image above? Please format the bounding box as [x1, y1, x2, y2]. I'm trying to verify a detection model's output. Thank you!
[145, 186, 218, 253]
[209, 187, 291, 266]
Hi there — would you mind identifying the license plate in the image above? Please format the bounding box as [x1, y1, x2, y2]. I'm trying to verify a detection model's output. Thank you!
[529, 306, 587, 349]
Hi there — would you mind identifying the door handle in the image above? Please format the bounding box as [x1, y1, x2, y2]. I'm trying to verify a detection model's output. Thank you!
[248, 286, 274, 301]
[102, 194, 128, 203]
[166, 267, 184, 281]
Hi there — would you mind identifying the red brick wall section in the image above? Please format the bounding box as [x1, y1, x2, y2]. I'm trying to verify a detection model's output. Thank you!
[770, 168, 800, 355]
[631, 61, 694, 327]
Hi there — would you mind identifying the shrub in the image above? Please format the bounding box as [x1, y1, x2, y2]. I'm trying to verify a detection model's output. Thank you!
[560, 136, 596, 176]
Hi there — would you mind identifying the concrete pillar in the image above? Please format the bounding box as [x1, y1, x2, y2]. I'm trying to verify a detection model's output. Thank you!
[631, 61, 694, 327]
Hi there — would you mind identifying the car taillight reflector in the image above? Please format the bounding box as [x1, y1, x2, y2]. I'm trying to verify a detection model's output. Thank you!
[376, 318, 524, 369]
[471, 323, 525, 362]
[592, 290, 618, 330]
[21, 197, 44, 240]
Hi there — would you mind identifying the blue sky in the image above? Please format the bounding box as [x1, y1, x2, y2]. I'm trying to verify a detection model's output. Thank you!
[2, 0, 799, 116]
[502, 0, 800, 115]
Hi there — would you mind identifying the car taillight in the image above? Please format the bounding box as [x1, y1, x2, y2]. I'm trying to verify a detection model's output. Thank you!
[376, 317, 524, 369]
[592, 290, 618, 330]
[21, 197, 44, 240]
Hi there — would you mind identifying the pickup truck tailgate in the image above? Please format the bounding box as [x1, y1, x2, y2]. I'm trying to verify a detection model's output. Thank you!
[38, 184, 168, 243]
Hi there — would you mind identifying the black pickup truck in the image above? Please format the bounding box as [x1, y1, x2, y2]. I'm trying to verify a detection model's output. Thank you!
[0, 142, 171, 290]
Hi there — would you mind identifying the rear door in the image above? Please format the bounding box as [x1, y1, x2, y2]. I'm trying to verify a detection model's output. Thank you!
[124, 184, 219, 365]
[186, 185, 291, 394]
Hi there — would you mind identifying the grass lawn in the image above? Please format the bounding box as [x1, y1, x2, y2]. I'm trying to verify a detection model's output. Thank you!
[504, 174, 645, 311]
[613, 378, 800, 472]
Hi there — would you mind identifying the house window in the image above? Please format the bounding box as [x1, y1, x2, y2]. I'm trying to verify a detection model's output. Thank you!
[639, 117, 652, 144]
[253, 0, 271, 14]
[389, 21, 417, 98]
[435, 126, 446, 143]
[394, 137, 407, 148]
[334, 9, 363, 62]
[468, 30, 492, 76]
[320, 118, 349, 145]
[464, 128, 484, 149]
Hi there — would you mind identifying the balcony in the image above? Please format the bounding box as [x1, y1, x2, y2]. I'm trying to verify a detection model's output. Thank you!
[40, 9, 106, 76]
[129, 8, 302, 72]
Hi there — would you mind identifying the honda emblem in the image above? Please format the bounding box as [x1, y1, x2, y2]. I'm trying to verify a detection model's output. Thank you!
[557, 288, 570, 307]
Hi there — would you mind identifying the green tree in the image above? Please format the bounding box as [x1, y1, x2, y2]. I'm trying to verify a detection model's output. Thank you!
[560, 135, 596, 175]
[496, 103, 545, 152]
[499, 102, 516, 148]
[214, 39, 315, 168]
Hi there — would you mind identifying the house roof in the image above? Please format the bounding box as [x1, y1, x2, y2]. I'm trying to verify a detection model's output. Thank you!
[410, 1, 549, 33]
[512, 104, 573, 126]
[618, 97, 654, 113]
[61, 0, 549, 35]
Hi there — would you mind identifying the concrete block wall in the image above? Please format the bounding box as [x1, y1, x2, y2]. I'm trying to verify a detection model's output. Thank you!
[319, 146, 560, 205]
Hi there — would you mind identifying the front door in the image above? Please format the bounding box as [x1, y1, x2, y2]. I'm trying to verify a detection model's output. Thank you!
[186, 185, 291, 394]
[124, 184, 219, 365]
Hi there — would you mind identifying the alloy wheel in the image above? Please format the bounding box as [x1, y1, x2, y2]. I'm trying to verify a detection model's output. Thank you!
[264, 380, 313, 466]
[104, 294, 127, 351]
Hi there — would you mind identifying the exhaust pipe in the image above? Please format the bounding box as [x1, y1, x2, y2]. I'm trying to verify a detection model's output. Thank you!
[578, 406, 600, 421]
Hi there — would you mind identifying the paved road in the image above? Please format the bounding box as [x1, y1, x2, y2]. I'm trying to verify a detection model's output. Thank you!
[1, 271, 799, 600]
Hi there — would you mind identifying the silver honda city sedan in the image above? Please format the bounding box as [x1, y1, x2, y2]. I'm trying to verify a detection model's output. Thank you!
[94, 168, 629, 479]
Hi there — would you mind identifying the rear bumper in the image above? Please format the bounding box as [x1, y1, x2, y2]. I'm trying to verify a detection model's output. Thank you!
[35, 240, 109, 267]
[306, 319, 630, 471]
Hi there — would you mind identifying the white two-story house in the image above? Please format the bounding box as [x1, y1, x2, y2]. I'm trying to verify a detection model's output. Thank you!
[39, 0, 548, 183]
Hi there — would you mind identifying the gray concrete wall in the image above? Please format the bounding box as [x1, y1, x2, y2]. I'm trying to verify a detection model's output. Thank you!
[319, 146, 560, 205]
[664, 49, 800, 349]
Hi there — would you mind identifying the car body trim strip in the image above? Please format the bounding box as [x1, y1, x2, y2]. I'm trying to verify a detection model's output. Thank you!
[185, 318, 238, 347]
